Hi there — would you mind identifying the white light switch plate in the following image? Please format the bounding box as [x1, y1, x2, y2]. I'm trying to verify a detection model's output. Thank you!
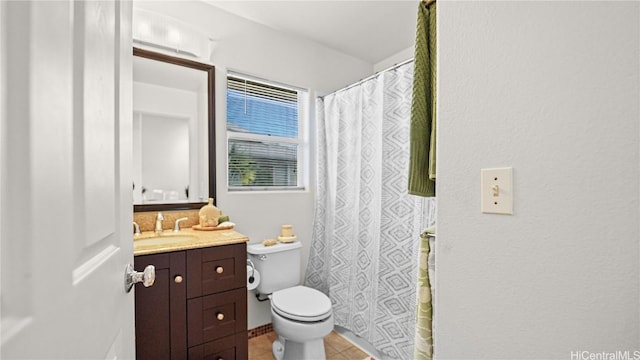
[481, 167, 513, 215]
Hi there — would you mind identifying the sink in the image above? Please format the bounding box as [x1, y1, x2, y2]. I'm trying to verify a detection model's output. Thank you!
[134, 234, 197, 247]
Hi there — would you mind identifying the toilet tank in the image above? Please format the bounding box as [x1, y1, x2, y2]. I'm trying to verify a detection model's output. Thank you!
[247, 241, 302, 295]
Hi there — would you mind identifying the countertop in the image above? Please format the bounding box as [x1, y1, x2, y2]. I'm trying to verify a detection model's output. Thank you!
[133, 227, 249, 256]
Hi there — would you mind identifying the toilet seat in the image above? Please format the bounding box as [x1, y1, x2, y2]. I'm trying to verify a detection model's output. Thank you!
[271, 286, 332, 322]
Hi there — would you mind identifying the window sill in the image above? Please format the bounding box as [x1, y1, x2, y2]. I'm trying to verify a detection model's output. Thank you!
[227, 186, 307, 194]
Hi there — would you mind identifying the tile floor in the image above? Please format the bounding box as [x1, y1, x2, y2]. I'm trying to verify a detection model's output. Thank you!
[248, 330, 370, 360]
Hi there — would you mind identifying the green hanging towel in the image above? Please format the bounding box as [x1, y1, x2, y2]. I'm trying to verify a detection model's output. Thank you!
[408, 1, 437, 197]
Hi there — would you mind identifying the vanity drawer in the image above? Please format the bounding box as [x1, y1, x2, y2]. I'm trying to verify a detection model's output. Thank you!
[187, 332, 248, 360]
[187, 287, 247, 347]
[187, 243, 246, 298]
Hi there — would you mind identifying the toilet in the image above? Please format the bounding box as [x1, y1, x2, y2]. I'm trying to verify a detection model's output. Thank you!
[248, 242, 334, 360]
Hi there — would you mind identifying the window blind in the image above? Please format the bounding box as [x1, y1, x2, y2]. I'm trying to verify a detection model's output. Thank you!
[228, 139, 297, 187]
[226, 76, 298, 138]
[226, 74, 301, 188]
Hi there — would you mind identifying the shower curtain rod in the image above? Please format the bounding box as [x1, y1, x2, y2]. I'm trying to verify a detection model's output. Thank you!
[318, 57, 414, 99]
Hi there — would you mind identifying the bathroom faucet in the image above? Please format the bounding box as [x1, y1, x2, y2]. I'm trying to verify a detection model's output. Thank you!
[133, 222, 141, 236]
[174, 217, 188, 232]
[155, 212, 164, 234]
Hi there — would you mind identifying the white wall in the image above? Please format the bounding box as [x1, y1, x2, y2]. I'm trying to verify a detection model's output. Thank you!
[374, 45, 413, 73]
[437, 2, 639, 359]
[134, 1, 373, 329]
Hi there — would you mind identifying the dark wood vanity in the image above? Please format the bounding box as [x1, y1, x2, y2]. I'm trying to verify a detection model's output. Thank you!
[134, 241, 248, 359]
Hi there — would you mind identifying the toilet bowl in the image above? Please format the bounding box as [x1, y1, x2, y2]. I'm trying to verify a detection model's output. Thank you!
[269, 285, 334, 360]
[271, 308, 334, 360]
[247, 242, 335, 360]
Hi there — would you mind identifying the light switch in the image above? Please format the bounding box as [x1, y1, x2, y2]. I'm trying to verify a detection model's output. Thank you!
[481, 167, 513, 215]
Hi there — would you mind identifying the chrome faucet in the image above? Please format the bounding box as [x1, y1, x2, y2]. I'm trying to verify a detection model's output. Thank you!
[155, 212, 164, 234]
[174, 217, 188, 232]
[133, 222, 141, 236]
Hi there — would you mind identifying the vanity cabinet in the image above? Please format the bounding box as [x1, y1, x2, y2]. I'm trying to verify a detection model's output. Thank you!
[135, 243, 247, 360]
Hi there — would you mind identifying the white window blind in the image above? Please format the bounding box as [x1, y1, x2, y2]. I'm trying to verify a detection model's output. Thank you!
[226, 73, 305, 190]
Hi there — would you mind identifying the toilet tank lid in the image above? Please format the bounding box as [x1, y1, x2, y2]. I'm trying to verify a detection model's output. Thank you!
[247, 241, 302, 255]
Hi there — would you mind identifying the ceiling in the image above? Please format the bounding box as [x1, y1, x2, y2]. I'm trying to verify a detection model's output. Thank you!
[202, 0, 419, 65]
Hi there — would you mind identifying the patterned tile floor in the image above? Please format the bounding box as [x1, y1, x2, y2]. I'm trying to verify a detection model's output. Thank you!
[248, 331, 370, 360]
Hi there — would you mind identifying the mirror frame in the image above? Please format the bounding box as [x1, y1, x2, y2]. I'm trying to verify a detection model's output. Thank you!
[133, 47, 216, 212]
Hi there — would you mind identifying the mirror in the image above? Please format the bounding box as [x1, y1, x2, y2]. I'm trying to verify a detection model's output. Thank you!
[132, 47, 215, 212]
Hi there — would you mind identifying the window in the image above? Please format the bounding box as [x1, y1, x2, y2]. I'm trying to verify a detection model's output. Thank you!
[226, 72, 306, 190]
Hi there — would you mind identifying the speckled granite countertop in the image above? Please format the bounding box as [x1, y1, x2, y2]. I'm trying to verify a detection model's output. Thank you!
[133, 227, 249, 256]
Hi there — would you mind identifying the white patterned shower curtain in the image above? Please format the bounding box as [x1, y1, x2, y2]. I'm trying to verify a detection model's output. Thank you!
[305, 62, 436, 359]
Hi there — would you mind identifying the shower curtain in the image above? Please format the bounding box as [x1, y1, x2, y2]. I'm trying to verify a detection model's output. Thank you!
[305, 62, 436, 359]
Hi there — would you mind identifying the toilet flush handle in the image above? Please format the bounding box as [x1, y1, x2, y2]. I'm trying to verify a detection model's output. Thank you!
[257, 255, 267, 261]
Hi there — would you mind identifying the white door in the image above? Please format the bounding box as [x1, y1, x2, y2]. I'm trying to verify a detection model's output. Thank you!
[0, 1, 135, 359]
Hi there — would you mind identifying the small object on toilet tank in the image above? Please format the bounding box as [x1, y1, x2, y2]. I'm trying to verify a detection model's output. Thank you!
[277, 225, 297, 243]
[280, 224, 294, 237]
[262, 238, 277, 246]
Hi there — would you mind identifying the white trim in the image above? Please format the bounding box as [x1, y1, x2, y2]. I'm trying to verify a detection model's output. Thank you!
[227, 70, 307, 93]
[0, 0, 5, 335]
[228, 186, 306, 192]
[297, 89, 307, 188]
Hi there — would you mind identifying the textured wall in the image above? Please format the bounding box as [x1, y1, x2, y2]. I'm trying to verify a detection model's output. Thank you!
[436, 2, 640, 358]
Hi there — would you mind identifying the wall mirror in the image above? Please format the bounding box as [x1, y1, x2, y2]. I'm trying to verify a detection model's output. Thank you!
[133, 47, 215, 212]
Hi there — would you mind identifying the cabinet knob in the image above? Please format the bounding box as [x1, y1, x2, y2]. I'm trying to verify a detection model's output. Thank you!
[174, 275, 183, 284]
[216, 312, 224, 321]
[215, 266, 224, 274]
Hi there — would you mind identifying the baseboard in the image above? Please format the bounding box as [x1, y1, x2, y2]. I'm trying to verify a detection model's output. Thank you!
[248, 323, 273, 339]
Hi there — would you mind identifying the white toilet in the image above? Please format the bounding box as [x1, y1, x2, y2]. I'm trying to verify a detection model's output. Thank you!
[248, 242, 334, 360]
